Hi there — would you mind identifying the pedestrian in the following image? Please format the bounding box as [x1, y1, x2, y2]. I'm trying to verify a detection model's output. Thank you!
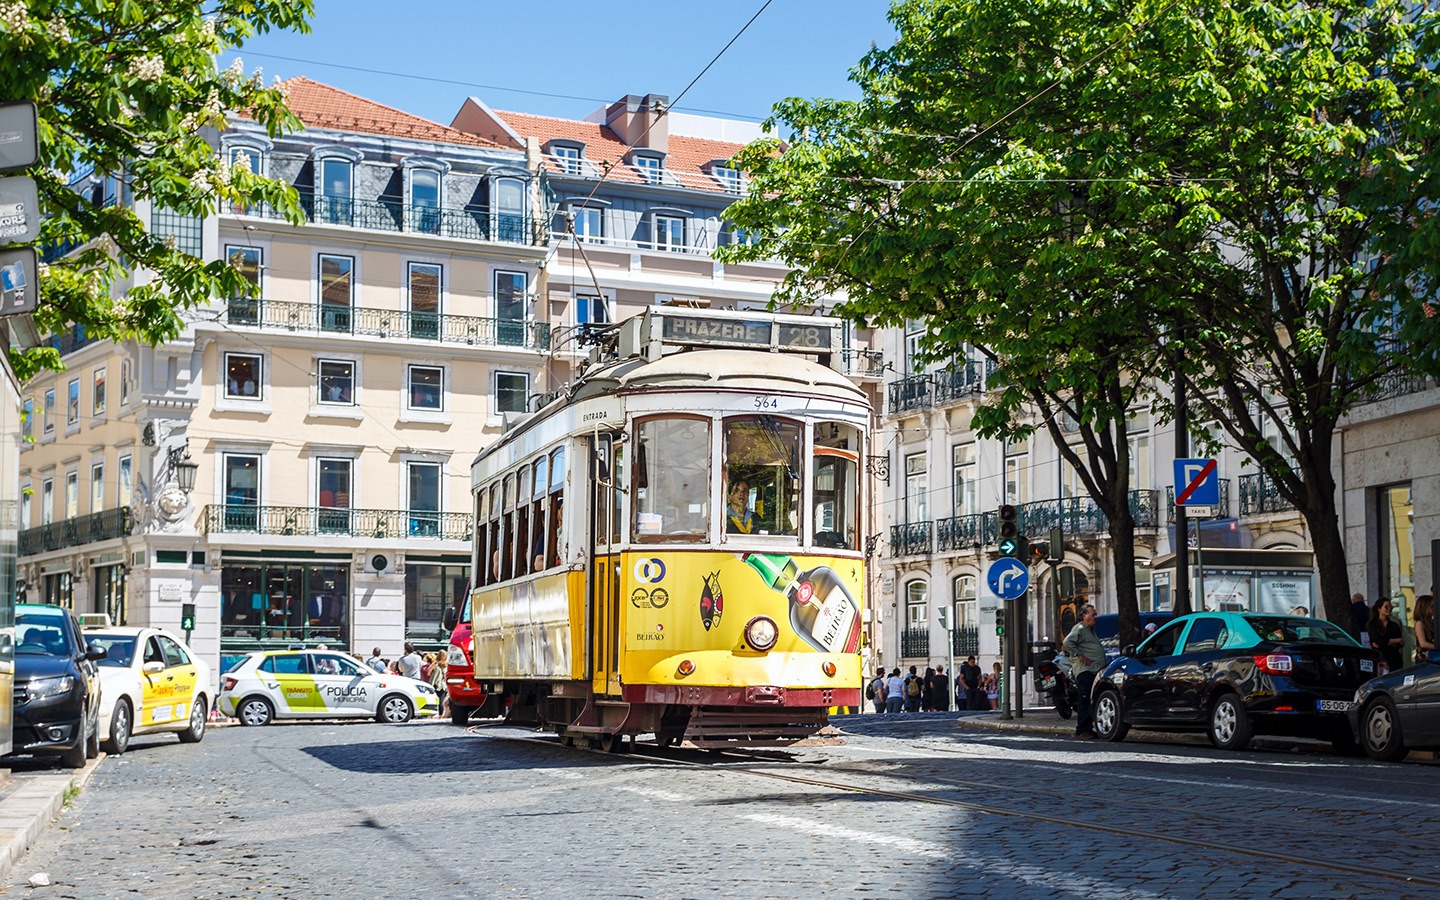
[1062, 603, 1105, 738]
[420, 652, 435, 682]
[962, 655, 984, 711]
[955, 671, 968, 710]
[1350, 592, 1369, 639]
[397, 641, 423, 679]
[922, 666, 936, 711]
[931, 665, 950, 712]
[429, 651, 449, 717]
[1414, 595, 1437, 664]
[868, 666, 887, 715]
[987, 663, 1000, 710]
[904, 665, 922, 712]
[885, 668, 905, 715]
[365, 646, 386, 673]
[1368, 598, 1405, 672]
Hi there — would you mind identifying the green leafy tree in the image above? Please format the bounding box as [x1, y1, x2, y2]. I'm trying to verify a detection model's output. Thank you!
[723, 0, 1440, 633]
[0, 0, 313, 380]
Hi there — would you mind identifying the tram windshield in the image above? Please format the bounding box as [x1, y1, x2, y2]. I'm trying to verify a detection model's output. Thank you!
[634, 417, 712, 540]
[724, 417, 801, 536]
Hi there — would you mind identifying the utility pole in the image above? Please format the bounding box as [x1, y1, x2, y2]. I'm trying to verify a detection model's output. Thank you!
[1173, 311, 1192, 616]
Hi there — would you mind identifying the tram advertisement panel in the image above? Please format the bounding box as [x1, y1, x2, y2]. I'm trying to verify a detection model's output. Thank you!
[622, 551, 865, 657]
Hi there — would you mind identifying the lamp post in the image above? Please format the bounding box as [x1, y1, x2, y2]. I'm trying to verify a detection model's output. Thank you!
[165, 442, 198, 494]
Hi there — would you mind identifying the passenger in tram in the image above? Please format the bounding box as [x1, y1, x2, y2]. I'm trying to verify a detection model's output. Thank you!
[726, 476, 755, 534]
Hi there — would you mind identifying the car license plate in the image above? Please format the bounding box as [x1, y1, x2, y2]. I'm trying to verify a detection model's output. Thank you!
[1359, 659, 1374, 673]
[1317, 699, 1355, 712]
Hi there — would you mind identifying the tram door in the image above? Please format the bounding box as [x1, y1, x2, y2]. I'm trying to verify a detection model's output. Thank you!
[591, 436, 624, 696]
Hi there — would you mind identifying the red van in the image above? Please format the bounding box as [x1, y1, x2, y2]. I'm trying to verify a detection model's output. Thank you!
[441, 597, 486, 724]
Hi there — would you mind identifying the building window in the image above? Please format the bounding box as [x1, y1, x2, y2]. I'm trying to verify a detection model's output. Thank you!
[319, 254, 354, 332]
[1004, 438, 1029, 505]
[316, 458, 352, 534]
[905, 452, 927, 523]
[407, 365, 443, 411]
[952, 442, 976, 517]
[318, 360, 355, 405]
[493, 176, 526, 243]
[495, 371, 529, 414]
[551, 144, 582, 175]
[494, 270, 528, 346]
[905, 319, 926, 373]
[226, 245, 263, 325]
[43, 389, 54, 434]
[66, 379, 80, 428]
[712, 165, 741, 193]
[577, 294, 608, 326]
[151, 207, 203, 256]
[65, 470, 78, 518]
[953, 575, 978, 628]
[230, 145, 262, 175]
[572, 205, 602, 242]
[118, 455, 132, 508]
[906, 580, 928, 627]
[406, 563, 466, 626]
[653, 214, 684, 251]
[119, 359, 131, 405]
[408, 262, 442, 340]
[222, 454, 260, 530]
[91, 462, 104, 512]
[21, 398, 31, 443]
[407, 462, 441, 536]
[225, 353, 262, 399]
[1128, 411, 1151, 490]
[318, 157, 353, 225]
[92, 367, 106, 417]
[41, 478, 53, 524]
[409, 168, 441, 234]
[20, 485, 29, 527]
[634, 154, 663, 183]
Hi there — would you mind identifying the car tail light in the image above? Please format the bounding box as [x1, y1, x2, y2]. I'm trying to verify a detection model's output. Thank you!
[1253, 653, 1293, 675]
[222, 676, 237, 692]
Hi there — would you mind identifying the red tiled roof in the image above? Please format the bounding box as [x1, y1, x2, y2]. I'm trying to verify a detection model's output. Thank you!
[250, 77, 506, 149]
[495, 109, 749, 192]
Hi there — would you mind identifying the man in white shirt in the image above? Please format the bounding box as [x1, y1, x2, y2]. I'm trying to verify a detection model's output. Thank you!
[396, 642, 423, 679]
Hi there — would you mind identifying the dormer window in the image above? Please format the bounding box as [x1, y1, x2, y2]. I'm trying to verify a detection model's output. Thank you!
[633, 154, 664, 184]
[551, 144, 583, 175]
[312, 146, 363, 227]
[712, 165, 741, 194]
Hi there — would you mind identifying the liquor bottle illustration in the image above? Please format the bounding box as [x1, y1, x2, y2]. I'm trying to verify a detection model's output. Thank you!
[742, 553, 861, 653]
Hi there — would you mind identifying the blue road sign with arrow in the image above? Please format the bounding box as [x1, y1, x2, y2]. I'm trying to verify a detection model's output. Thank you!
[987, 557, 1030, 601]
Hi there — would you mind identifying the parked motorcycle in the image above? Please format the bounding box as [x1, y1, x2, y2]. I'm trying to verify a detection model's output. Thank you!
[1036, 651, 1079, 719]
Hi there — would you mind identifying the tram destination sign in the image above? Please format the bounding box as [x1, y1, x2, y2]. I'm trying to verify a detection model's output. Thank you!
[660, 313, 834, 352]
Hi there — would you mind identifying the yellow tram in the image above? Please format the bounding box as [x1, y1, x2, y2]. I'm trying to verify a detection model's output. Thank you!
[467, 308, 870, 749]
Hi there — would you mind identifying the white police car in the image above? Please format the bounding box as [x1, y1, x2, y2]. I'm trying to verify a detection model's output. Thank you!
[218, 650, 438, 725]
[83, 624, 212, 755]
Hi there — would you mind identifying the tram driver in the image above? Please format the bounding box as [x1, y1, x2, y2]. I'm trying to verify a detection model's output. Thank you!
[726, 476, 756, 534]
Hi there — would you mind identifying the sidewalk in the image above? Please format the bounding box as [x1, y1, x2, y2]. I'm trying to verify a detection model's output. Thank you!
[0, 755, 104, 885]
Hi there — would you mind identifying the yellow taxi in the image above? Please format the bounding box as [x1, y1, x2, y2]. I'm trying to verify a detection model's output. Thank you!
[83, 625, 212, 755]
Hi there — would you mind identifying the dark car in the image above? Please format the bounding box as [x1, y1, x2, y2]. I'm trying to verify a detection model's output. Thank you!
[1094, 612, 1174, 661]
[1349, 652, 1440, 761]
[1091, 612, 1380, 752]
[10, 603, 106, 768]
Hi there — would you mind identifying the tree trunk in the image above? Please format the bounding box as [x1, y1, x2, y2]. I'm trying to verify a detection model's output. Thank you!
[1304, 493, 1352, 628]
[1108, 488, 1142, 647]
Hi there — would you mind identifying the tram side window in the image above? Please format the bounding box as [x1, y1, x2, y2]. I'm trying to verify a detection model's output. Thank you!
[813, 423, 860, 550]
[501, 473, 516, 581]
[475, 488, 490, 586]
[514, 466, 531, 579]
[529, 455, 547, 572]
[724, 416, 801, 538]
[634, 417, 710, 541]
[548, 446, 566, 567]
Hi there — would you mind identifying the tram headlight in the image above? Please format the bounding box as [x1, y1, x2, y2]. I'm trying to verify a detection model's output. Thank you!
[745, 616, 779, 652]
[822, 661, 837, 677]
[677, 659, 695, 677]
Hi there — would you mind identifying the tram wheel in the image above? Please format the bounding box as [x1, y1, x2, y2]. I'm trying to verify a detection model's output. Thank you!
[599, 732, 624, 753]
[655, 734, 676, 750]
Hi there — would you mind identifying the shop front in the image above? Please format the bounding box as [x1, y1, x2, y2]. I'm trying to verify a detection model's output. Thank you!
[220, 552, 351, 670]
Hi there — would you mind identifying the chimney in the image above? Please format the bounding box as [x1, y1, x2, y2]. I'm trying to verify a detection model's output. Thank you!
[604, 93, 669, 154]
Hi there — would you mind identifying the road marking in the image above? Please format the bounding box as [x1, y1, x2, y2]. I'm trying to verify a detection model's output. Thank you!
[616, 785, 692, 803]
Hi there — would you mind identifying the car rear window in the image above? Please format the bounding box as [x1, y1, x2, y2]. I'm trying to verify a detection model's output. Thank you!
[1245, 616, 1357, 645]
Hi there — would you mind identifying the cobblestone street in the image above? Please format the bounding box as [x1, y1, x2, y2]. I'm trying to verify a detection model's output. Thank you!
[5, 712, 1437, 899]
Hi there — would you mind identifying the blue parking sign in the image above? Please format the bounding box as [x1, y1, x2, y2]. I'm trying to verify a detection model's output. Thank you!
[1174, 458, 1219, 507]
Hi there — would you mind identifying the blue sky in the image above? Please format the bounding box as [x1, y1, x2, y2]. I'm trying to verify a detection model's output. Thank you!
[222, 1, 897, 127]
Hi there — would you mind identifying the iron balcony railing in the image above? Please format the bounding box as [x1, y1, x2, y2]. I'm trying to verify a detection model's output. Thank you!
[1364, 371, 1436, 402]
[889, 521, 933, 557]
[1019, 491, 1162, 534]
[933, 362, 986, 404]
[45, 326, 98, 358]
[224, 298, 551, 351]
[901, 626, 930, 659]
[19, 508, 132, 556]
[228, 190, 544, 247]
[951, 625, 980, 657]
[204, 505, 473, 541]
[1166, 479, 1232, 523]
[888, 375, 932, 414]
[1238, 472, 1296, 515]
[936, 513, 987, 552]
[842, 349, 885, 378]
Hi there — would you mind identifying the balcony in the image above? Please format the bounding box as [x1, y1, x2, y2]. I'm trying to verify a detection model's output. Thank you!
[936, 513, 987, 552]
[1238, 472, 1296, 516]
[901, 626, 930, 658]
[228, 190, 544, 247]
[890, 521, 933, 557]
[951, 625, 979, 657]
[841, 349, 885, 379]
[45, 326, 98, 358]
[224, 298, 550, 351]
[933, 362, 986, 404]
[1166, 479, 1232, 523]
[887, 375, 932, 414]
[204, 505, 473, 541]
[19, 508, 133, 557]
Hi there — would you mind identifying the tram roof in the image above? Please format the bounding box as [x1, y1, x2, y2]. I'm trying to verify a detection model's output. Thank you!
[573, 349, 870, 403]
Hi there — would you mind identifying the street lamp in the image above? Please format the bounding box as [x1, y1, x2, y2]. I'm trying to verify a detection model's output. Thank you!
[166, 442, 198, 494]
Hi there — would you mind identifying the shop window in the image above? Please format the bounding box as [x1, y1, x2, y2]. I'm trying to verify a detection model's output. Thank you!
[408, 365, 443, 411]
[225, 353, 262, 399]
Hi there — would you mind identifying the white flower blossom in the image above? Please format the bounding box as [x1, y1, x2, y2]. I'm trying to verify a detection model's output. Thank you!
[0, 2, 28, 33]
[127, 54, 164, 82]
[46, 16, 69, 42]
[272, 76, 290, 104]
[221, 57, 245, 87]
[201, 16, 218, 39]
[249, 66, 263, 88]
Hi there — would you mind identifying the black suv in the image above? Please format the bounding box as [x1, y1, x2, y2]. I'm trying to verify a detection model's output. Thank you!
[11, 603, 106, 767]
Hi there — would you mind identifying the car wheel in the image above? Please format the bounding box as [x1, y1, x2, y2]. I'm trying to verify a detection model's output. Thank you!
[61, 714, 88, 768]
[1208, 693, 1252, 751]
[85, 707, 101, 759]
[103, 698, 132, 755]
[1361, 697, 1407, 762]
[237, 697, 274, 727]
[378, 694, 413, 724]
[179, 695, 207, 743]
[1093, 689, 1129, 742]
[450, 703, 472, 726]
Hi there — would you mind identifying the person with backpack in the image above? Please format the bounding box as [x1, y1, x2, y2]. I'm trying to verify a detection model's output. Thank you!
[868, 666, 887, 714]
[904, 665, 922, 712]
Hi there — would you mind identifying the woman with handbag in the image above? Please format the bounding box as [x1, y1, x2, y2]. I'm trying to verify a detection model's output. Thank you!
[1413, 594, 1436, 665]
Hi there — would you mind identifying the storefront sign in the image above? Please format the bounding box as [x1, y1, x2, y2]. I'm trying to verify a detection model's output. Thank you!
[0, 176, 38, 244]
[158, 583, 183, 601]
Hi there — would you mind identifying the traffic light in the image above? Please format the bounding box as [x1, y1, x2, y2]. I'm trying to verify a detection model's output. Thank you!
[1048, 526, 1065, 562]
[1029, 541, 1048, 564]
[998, 504, 1020, 557]
[181, 602, 196, 633]
[995, 621, 1005, 637]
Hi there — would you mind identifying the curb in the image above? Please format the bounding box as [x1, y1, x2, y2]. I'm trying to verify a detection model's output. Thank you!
[0, 754, 104, 885]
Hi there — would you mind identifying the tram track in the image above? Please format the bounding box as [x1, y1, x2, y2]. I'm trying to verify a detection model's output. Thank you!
[468, 725, 1440, 892]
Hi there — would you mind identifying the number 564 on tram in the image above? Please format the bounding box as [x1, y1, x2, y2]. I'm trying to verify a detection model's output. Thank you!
[466, 309, 872, 750]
